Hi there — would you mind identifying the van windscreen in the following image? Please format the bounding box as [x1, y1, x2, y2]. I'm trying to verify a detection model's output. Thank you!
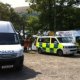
[0, 33, 19, 45]
[76, 36, 80, 45]
[57, 37, 72, 43]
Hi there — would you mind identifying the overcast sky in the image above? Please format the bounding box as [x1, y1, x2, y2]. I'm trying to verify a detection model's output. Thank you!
[0, 0, 29, 8]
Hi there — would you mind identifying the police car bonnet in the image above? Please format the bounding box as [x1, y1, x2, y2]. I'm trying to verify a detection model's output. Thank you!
[0, 21, 15, 33]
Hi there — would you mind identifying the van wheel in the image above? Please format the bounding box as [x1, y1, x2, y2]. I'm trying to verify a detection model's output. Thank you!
[57, 50, 63, 56]
[15, 64, 23, 71]
[38, 48, 42, 54]
[15, 59, 24, 71]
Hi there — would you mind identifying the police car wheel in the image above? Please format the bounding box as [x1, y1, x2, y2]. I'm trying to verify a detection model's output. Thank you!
[38, 48, 42, 54]
[57, 50, 63, 56]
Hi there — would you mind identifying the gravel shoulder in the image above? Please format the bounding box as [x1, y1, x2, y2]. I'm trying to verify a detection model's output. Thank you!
[24, 52, 80, 80]
[0, 52, 80, 80]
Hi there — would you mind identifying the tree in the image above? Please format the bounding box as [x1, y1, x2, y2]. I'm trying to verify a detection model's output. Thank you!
[26, 0, 80, 31]
[0, 2, 11, 20]
[0, 2, 27, 31]
[27, 16, 40, 34]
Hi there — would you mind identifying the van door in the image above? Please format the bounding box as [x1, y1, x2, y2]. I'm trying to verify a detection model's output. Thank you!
[43, 38, 50, 53]
[51, 38, 58, 53]
[37, 37, 50, 53]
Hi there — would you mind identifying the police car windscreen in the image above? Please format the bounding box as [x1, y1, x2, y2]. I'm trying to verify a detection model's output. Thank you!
[0, 33, 19, 45]
[57, 37, 72, 43]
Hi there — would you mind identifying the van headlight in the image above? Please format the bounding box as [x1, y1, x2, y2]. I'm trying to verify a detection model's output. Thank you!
[16, 50, 23, 57]
[63, 46, 69, 48]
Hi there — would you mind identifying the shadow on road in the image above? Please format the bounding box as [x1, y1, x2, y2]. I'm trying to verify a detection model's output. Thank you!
[0, 66, 41, 80]
[65, 54, 80, 58]
[40, 52, 80, 58]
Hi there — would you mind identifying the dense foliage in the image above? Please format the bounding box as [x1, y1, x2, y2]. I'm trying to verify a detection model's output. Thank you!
[26, 0, 80, 32]
[1, 0, 80, 35]
[0, 2, 27, 30]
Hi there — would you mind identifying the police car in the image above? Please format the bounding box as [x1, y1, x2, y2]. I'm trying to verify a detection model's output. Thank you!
[36, 36, 77, 56]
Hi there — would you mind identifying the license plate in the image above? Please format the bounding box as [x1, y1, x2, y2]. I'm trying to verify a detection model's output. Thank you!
[2, 65, 13, 69]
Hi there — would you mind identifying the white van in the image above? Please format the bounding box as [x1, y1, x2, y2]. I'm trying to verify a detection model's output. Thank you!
[0, 21, 24, 70]
[56, 30, 80, 53]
